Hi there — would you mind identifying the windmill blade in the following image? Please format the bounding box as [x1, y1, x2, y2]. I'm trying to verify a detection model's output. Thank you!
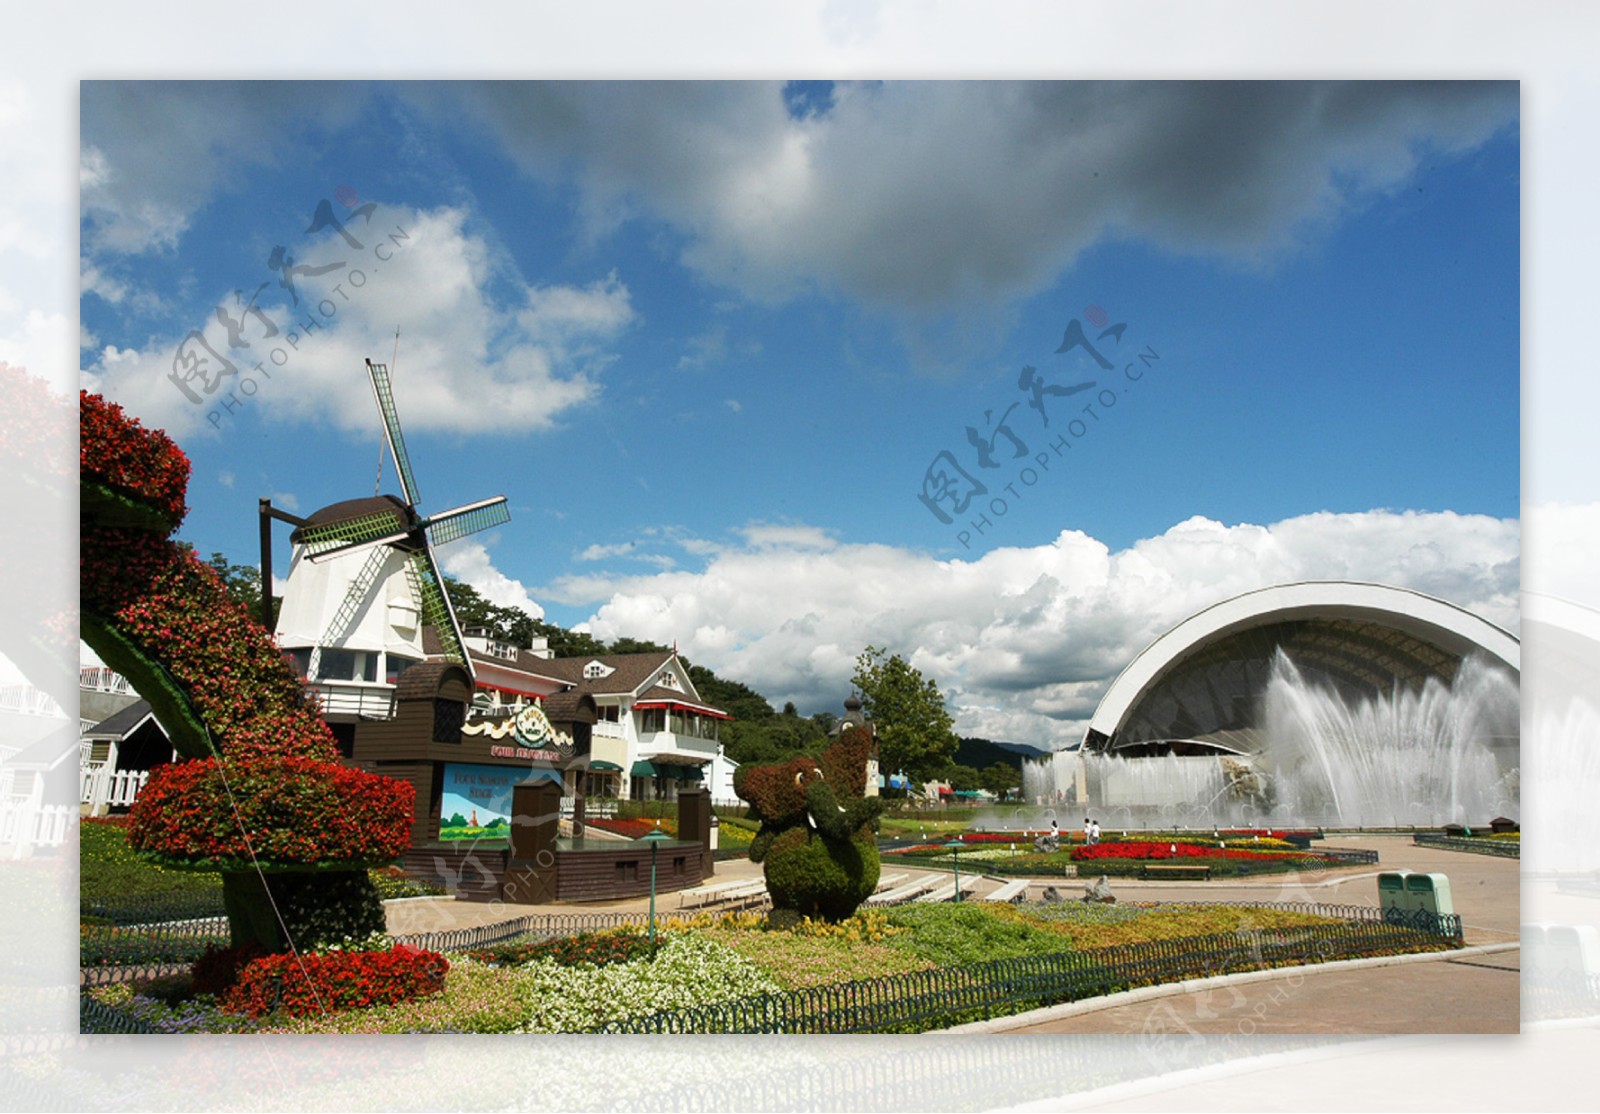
[423, 496, 511, 547]
[297, 506, 412, 556]
[366, 358, 420, 507]
[304, 529, 415, 565]
[406, 547, 473, 679]
[306, 545, 391, 681]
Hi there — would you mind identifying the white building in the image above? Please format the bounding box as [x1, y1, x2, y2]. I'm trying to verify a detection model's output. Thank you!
[414, 628, 734, 804]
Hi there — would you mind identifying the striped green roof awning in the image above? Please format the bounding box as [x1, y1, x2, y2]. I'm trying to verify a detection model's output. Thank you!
[590, 760, 623, 772]
[631, 760, 657, 777]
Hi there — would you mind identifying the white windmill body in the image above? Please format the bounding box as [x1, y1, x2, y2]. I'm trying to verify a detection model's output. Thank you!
[272, 359, 509, 719]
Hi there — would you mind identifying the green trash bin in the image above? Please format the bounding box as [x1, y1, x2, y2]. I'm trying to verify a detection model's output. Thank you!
[1378, 870, 1414, 917]
[1404, 872, 1454, 916]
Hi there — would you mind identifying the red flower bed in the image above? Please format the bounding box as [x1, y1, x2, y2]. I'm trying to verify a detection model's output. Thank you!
[222, 945, 448, 1018]
[959, 832, 1048, 844]
[466, 929, 651, 969]
[1072, 841, 1311, 863]
[80, 390, 190, 529]
[128, 755, 414, 867]
[588, 818, 676, 840]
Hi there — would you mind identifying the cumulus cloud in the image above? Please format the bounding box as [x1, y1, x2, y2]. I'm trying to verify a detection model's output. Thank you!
[545, 509, 1519, 747]
[445, 80, 1516, 314]
[438, 539, 545, 620]
[80, 204, 629, 440]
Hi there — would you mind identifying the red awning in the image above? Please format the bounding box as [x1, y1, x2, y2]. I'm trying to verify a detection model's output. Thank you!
[632, 700, 732, 720]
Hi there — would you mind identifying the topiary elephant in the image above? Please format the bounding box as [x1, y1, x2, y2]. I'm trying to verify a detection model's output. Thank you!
[733, 726, 885, 922]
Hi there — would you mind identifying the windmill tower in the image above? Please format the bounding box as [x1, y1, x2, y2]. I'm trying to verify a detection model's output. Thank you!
[270, 359, 509, 715]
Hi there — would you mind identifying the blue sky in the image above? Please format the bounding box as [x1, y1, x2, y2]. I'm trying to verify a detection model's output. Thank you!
[80, 80, 1521, 743]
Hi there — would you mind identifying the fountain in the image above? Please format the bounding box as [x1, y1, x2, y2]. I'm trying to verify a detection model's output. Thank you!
[1021, 648, 1519, 829]
[1263, 649, 1518, 827]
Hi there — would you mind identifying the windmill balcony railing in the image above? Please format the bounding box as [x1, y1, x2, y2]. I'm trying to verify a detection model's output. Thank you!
[80, 667, 135, 696]
[0, 685, 64, 718]
[307, 681, 397, 720]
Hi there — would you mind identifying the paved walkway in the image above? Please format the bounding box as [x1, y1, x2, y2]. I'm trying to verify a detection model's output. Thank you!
[986, 834, 1520, 1034]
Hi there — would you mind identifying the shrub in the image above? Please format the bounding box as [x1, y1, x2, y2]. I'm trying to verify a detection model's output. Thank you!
[466, 928, 653, 969]
[192, 942, 271, 997]
[222, 944, 448, 1018]
[79, 390, 190, 528]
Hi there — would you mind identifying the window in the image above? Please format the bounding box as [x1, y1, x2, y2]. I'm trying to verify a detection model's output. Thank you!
[639, 708, 665, 735]
[385, 654, 419, 684]
[318, 650, 376, 683]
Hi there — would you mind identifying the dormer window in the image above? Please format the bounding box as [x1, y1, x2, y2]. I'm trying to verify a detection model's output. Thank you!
[583, 660, 614, 680]
[658, 671, 680, 690]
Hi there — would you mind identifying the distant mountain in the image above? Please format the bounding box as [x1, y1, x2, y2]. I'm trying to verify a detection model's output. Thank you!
[955, 736, 1051, 771]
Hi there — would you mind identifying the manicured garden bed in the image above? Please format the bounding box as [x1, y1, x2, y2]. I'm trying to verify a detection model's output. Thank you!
[885, 829, 1365, 878]
[82, 898, 1457, 1034]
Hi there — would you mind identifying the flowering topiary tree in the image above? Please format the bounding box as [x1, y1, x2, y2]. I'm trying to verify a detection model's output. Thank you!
[734, 726, 884, 923]
[80, 391, 415, 955]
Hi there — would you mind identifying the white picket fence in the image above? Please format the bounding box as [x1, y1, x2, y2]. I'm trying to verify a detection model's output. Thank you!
[0, 800, 72, 858]
[80, 764, 149, 816]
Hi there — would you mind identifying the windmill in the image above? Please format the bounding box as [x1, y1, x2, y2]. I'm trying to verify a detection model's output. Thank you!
[267, 358, 509, 692]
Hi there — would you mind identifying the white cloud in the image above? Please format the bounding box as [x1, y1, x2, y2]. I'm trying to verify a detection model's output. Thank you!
[438, 539, 544, 620]
[546, 509, 1519, 747]
[80, 204, 629, 440]
[269, 491, 299, 512]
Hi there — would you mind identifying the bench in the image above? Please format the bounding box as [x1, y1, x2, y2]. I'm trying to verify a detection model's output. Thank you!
[873, 873, 908, 892]
[1140, 863, 1212, 881]
[864, 875, 943, 906]
[980, 878, 1032, 903]
[677, 879, 754, 909]
[913, 876, 982, 903]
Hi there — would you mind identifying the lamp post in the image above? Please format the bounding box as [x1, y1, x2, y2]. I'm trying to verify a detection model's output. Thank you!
[641, 829, 672, 947]
[944, 838, 966, 902]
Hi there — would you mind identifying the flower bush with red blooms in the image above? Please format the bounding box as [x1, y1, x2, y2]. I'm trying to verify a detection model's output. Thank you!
[79, 390, 413, 877]
[81, 525, 334, 761]
[588, 817, 677, 840]
[128, 755, 413, 867]
[80, 390, 190, 528]
[221, 945, 448, 1018]
[1072, 841, 1312, 863]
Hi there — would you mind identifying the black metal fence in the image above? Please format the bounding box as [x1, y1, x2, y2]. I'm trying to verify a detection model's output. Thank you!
[80, 994, 162, 1034]
[391, 910, 651, 954]
[1412, 834, 1520, 858]
[591, 918, 1459, 1034]
[80, 915, 231, 971]
[1316, 848, 1382, 865]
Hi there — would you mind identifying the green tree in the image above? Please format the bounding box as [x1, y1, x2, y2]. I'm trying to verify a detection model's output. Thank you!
[850, 645, 959, 782]
[609, 636, 671, 656]
[981, 761, 1021, 798]
[944, 764, 982, 792]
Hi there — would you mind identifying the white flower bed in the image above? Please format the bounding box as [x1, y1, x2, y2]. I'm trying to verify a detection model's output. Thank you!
[516, 934, 783, 1033]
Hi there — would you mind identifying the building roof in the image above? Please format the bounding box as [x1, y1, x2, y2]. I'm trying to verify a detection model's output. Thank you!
[419, 631, 728, 716]
[421, 627, 571, 686]
[83, 699, 159, 741]
[1085, 581, 1520, 752]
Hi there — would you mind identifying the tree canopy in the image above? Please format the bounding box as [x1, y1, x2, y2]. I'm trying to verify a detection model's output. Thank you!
[850, 644, 959, 782]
